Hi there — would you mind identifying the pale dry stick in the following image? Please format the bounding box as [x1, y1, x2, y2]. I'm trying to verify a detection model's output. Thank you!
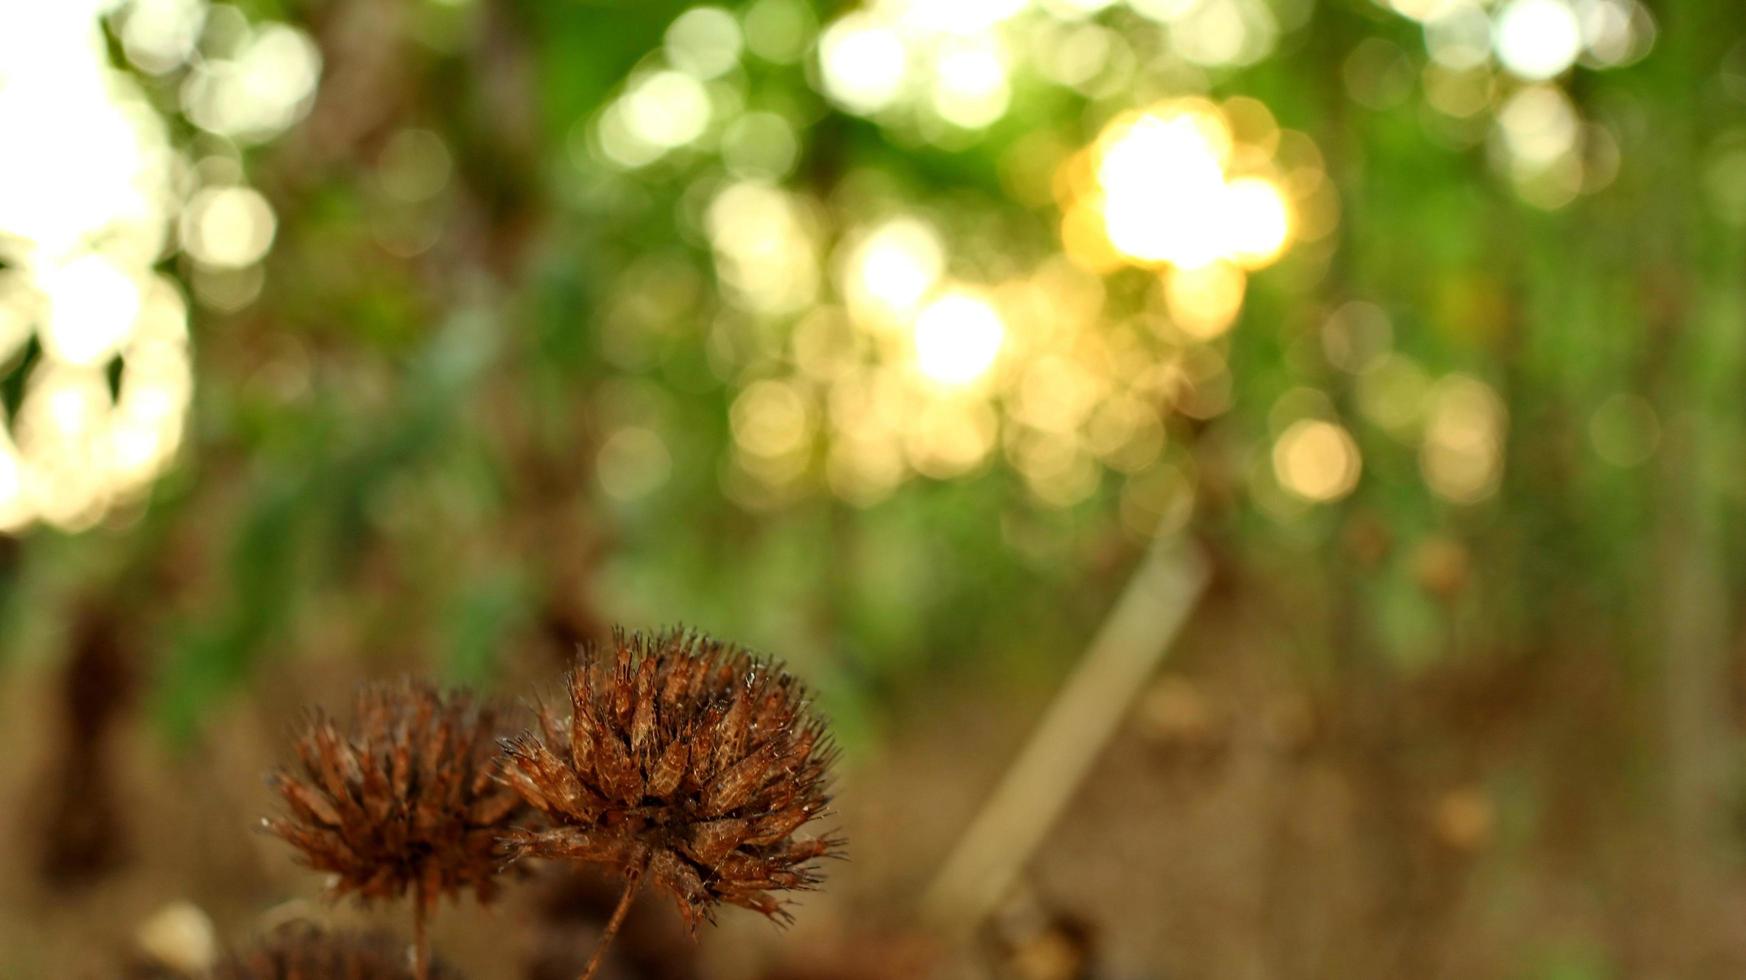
[920, 532, 1208, 937]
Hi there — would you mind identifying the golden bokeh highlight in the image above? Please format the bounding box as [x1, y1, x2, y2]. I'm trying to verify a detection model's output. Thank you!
[1053, 97, 1326, 347]
[1421, 374, 1507, 504]
[0, 0, 308, 533]
[1093, 105, 1234, 268]
[1272, 419, 1362, 503]
[1164, 261, 1247, 340]
[841, 217, 945, 328]
[1372, 0, 1653, 209]
[578, 4, 1337, 514]
[803, 0, 1291, 139]
[1070, 99, 1302, 274]
[911, 289, 1006, 387]
[706, 182, 821, 315]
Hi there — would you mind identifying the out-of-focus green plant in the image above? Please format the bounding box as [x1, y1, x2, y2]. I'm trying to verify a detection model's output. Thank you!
[0, 0, 1741, 759]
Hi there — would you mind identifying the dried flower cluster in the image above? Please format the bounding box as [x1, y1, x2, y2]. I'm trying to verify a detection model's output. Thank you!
[500, 629, 842, 930]
[215, 922, 460, 980]
[265, 679, 525, 909]
[257, 629, 841, 980]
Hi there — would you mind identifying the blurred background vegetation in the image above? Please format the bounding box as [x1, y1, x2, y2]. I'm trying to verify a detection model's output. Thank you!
[3, 0, 1746, 976]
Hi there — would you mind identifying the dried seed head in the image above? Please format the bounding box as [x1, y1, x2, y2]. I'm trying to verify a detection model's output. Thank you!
[500, 628, 843, 931]
[265, 679, 527, 910]
[214, 922, 462, 979]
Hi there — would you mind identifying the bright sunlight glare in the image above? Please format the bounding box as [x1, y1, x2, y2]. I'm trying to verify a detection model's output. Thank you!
[1090, 102, 1297, 272]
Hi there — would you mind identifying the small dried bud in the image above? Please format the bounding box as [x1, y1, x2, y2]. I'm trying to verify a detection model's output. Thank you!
[500, 628, 842, 931]
[265, 679, 526, 911]
[215, 922, 462, 980]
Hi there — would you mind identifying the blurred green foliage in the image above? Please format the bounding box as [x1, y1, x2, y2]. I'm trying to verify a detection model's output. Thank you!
[1, 0, 1743, 776]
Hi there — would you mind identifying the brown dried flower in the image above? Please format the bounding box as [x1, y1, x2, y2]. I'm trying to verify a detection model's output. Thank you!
[499, 629, 842, 936]
[265, 679, 526, 910]
[215, 922, 462, 980]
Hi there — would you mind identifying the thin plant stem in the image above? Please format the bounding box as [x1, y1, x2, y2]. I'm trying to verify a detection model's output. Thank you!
[412, 879, 430, 980]
[921, 532, 1207, 935]
[580, 855, 648, 980]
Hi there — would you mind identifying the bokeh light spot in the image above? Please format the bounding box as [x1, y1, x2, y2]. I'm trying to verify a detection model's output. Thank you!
[181, 186, 277, 269]
[598, 426, 675, 500]
[377, 128, 453, 202]
[819, 12, 909, 114]
[40, 254, 142, 367]
[1164, 262, 1247, 339]
[666, 7, 744, 80]
[913, 290, 1005, 387]
[930, 40, 1011, 128]
[1422, 374, 1507, 503]
[1273, 418, 1362, 503]
[621, 70, 712, 152]
[1494, 0, 1583, 80]
[843, 217, 945, 328]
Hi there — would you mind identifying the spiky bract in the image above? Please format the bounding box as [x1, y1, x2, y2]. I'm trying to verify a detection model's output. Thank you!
[265, 679, 525, 910]
[499, 629, 841, 930]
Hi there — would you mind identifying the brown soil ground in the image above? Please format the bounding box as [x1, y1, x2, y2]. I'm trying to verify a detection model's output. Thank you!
[4, 597, 1746, 979]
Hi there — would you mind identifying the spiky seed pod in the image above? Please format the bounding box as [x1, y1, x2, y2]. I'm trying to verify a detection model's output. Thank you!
[215, 922, 462, 980]
[265, 679, 526, 911]
[499, 628, 842, 931]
